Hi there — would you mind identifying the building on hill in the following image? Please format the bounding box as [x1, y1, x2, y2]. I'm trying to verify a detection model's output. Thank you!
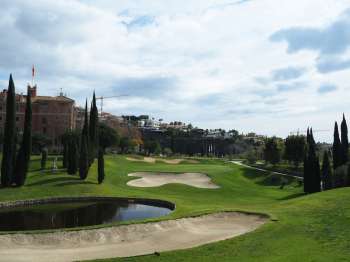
[99, 112, 124, 130]
[0, 84, 76, 148]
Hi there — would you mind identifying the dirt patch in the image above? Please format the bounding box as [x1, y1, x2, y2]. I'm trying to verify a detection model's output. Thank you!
[127, 172, 220, 189]
[0, 212, 267, 262]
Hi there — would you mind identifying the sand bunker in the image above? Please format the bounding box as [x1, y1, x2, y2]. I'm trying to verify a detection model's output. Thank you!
[0, 212, 267, 262]
[126, 157, 156, 163]
[126, 157, 199, 165]
[127, 172, 219, 189]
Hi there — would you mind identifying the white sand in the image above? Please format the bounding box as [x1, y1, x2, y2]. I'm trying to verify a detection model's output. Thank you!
[126, 157, 199, 165]
[126, 157, 156, 163]
[0, 212, 267, 262]
[127, 172, 220, 189]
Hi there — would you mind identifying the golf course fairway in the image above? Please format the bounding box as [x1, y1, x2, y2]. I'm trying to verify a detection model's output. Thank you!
[0, 155, 348, 262]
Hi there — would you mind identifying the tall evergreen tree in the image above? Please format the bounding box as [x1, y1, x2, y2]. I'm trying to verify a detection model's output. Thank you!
[333, 122, 342, 169]
[309, 128, 316, 147]
[284, 135, 306, 167]
[67, 136, 79, 175]
[341, 114, 349, 165]
[313, 156, 321, 193]
[98, 148, 105, 184]
[13, 87, 32, 186]
[309, 130, 321, 193]
[1, 75, 17, 187]
[79, 136, 88, 179]
[304, 127, 321, 193]
[62, 141, 68, 168]
[89, 92, 99, 165]
[41, 148, 48, 170]
[79, 100, 89, 180]
[322, 151, 332, 190]
[304, 129, 311, 193]
[303, 154, 310, 193]
[263, 137, 281, 165]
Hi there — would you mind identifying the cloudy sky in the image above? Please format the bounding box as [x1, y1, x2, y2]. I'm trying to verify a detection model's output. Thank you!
[1, 0, 350, 141]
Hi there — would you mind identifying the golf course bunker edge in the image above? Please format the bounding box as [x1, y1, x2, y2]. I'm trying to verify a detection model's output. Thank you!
[0, 212, 268, 262]
[127, 172, 220, 189]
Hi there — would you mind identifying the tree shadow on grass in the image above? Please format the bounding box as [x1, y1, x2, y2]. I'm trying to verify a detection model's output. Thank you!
[54, 180, 96, 187]
[257, 174, 295, 186]
[26, 176, 80, 187]
[278, 192, 306, 201]
[241, 168, 297, 187]
[241, 168, 267, 179]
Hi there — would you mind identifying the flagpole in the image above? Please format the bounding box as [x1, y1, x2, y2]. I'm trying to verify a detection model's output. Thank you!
[32, 65, 35, 87]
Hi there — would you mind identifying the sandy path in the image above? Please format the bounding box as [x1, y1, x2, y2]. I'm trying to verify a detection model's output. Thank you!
[0, 212, 267, 262]
[127, 172, 220, 189]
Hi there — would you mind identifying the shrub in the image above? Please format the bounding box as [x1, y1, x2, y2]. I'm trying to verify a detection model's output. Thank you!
[333, 165, 349, 188]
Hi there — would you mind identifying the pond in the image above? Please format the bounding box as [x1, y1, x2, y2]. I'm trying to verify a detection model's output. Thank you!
[0, 199, 174, 231]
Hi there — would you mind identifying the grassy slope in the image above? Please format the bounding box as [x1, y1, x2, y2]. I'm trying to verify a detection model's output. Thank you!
[0, 155, 349, 261]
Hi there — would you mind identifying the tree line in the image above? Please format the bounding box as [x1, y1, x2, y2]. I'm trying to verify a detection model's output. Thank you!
[262, 114, 350, 194]
[1, 75, 32, 187]
[303, 115, 350, 193]
[61, 92, 105, 184]
[0, 75, 106, 187]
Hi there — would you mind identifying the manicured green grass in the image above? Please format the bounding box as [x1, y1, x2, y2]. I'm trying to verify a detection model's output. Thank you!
[1, 155, 349, 261]
[249, 161, 303, 177]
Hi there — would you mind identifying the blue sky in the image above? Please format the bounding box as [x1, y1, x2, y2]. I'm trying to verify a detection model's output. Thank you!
[1, 0, 350, 141]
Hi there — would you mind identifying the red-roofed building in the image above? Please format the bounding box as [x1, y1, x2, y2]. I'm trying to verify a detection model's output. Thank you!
[0, 85, 76, 147]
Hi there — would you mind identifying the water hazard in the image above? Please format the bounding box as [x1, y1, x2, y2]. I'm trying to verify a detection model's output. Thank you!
[0, 199, 173, 231]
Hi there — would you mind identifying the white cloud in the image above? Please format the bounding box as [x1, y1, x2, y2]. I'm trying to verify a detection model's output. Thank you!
[1, 0, 350, 141]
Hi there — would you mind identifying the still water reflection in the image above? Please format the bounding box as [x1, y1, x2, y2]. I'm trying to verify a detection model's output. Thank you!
[0, 200, 173, 231]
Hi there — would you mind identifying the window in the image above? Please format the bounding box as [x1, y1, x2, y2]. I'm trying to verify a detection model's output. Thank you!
[43, 127, 47, 134]
[42, 117, 47, 124]
[16, 116, 19, 122]
[40, 103, 49, 111]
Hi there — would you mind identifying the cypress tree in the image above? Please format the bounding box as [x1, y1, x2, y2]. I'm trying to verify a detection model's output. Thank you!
[68, 137, 79, 175]
[79, 100, 89, 180]
[313, 156, 321, 193]
[341, 114, 349, 165]
[303, 154, 310, 193]
[41, 148, 48, 170]
[304, 127, 321, 193]
[13, 87, 32, 186]
[67, 137, 73, 174]
[98, 148, 105, 184]
[304, 128, 310, 193]
[89, 92, 99, 165]
[1, 75, 17, 187]
[309, 130, 321, 193]
[322, 151, 332, 190]
[333, 122, 342, 169]
[62, 140, 68, 168]
[79, 136, 88, 179]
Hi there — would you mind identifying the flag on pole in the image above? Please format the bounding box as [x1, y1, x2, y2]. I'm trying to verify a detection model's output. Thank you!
[32, 65, 35, 78]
